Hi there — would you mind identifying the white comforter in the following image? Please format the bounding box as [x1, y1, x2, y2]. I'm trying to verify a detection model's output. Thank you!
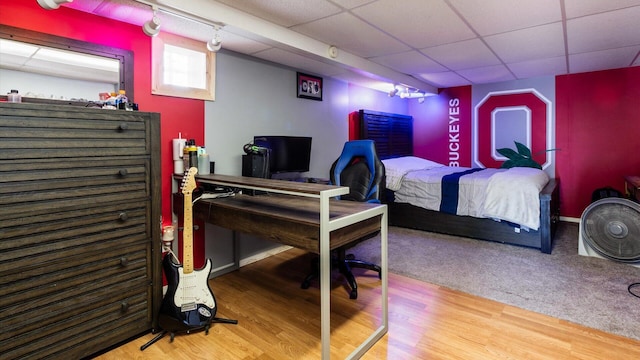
[481, 167, 550, 230]
[382, 157, 550, 230]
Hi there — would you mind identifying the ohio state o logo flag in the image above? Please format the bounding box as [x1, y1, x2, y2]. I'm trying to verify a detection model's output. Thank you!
[474, 89, 553, 170]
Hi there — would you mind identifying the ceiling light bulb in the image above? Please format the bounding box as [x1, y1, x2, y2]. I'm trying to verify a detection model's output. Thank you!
[37, 0, 72, 10]
[143, 11, 161, 37]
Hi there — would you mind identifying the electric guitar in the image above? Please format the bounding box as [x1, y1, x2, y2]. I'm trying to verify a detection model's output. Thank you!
[158, 167, 217, 333]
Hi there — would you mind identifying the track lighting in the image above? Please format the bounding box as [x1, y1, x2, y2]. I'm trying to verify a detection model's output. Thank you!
[143, 7, 161, 37]
[37, 0, 72, 10]
[206, 30, 222, 52]
[388, 85, 432, 102]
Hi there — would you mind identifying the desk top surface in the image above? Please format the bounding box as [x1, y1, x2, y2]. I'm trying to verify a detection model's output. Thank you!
[176, 173, 347, 196]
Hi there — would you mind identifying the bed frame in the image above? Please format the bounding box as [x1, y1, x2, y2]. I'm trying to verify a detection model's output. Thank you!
[359, 109, 560, 254]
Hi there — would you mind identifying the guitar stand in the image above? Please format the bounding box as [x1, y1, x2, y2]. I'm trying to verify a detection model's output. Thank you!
[140, 317, 238, 351]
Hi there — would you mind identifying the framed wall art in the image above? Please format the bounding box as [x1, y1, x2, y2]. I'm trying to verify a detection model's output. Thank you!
[296, 72, 323, 101]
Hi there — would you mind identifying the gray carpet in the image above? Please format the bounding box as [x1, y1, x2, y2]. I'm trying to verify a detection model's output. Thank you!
[351, 222, 640, 341]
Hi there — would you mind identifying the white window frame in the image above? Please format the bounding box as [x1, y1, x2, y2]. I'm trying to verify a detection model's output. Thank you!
[152, 32, 216, 101]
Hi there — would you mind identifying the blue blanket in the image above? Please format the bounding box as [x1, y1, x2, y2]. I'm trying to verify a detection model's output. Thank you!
[439, 168, 484, 214]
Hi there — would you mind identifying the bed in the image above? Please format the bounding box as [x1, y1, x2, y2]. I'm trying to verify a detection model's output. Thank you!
[358, 109, 560, 253]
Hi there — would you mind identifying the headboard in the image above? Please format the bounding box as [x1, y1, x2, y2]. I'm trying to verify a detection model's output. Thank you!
[359, 109, 413, 159]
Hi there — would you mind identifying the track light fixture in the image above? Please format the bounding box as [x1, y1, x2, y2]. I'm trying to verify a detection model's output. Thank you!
[143, 7, 161, 37]
[388, 85, 432, 102]
[37, 0, 72, 10]
[206, 29, 222, 52]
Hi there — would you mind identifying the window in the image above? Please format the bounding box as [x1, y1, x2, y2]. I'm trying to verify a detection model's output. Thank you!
[152, 32, 215, 101]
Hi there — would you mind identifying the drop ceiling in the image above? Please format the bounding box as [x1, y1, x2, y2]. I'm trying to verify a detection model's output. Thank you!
[63, 0, 640, 94]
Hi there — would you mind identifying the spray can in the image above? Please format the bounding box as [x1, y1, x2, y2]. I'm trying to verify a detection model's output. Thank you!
[188, 140, 198, 170]
[183, 140, 192, 172]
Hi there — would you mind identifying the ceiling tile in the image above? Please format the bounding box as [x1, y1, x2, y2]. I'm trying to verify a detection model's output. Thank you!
[420, 38, 500, 71]
[567, 6, 640, 54]
[507, 56, 568, 79]
[370, 51, 447, 74]
[448, 0, 561, 36]
[417, 71, 470, 88]
[292, 12, 410, 57]
[564, 0, 640, 18]
[457, 64, 515, 84]
[351, 0, 476, 48]
[214, 0, 342, 27]
[485, 22, 565, 63]
[569, 46, 640, 73]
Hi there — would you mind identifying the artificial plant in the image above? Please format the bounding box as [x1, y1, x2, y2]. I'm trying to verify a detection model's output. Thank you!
[497, 141, 543, 169]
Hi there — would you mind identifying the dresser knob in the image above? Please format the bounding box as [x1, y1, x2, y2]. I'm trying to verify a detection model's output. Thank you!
[120, 257, 129, 266]
[119, 122, 128, 131]
[119, 212, 128, 221]
[118, 168, 128, 177]
[120, 301, 129, 312]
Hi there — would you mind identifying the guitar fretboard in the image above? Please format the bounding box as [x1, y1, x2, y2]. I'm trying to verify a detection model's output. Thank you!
[183, 191, 194, 274]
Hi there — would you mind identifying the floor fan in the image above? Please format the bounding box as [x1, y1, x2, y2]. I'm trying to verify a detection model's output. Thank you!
[579, 197, 640, 267]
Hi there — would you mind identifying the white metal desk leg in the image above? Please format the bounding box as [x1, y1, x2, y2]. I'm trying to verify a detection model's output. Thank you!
[345, 207, 388, 359]
[320, 195, 331, 359]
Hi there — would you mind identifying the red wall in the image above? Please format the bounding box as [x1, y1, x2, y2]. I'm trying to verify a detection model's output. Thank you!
[1, 1, 206, 266]
[413, 86, 473, 167]
[556, 66, 640, 218]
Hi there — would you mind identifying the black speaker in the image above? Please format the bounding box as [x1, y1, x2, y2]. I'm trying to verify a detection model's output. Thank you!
[242, 154, 270, 178]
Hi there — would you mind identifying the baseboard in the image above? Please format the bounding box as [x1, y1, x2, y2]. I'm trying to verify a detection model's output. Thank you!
[560, 216, 580, 223]
[239, 245, 293, 267]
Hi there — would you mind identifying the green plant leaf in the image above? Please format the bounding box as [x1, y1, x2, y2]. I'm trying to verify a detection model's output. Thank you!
[496, 148, 520, 160]
[515, 142, 532, 158]
[514, 158, 542, 169]
[500, 159, 516, 168]
[498, 141, 545, 169]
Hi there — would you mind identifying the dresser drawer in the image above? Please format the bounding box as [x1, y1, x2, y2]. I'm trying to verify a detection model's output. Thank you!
[0, 244, 150, 320]
[0, 279, 151, 360]
[0, 166, 150, 219]
[0, 202, 150, 273]
[0, 108, 151, 159]
[0, 157, 148, 186]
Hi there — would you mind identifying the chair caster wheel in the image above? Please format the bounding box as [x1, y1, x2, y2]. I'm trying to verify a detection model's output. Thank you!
[349, 290, 357, 299]
[301, 280, 310, 289]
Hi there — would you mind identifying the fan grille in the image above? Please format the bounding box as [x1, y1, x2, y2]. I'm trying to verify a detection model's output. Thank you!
[581, 198, 640, 263]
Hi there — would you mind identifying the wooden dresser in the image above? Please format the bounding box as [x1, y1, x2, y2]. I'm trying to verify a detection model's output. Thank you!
[0, 103, 162, 359]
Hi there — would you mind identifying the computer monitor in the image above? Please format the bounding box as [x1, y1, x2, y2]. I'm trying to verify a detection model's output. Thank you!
[253, 136, 312, 174]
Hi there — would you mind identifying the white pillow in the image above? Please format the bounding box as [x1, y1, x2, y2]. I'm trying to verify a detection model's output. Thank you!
[382, 156, 445, 191]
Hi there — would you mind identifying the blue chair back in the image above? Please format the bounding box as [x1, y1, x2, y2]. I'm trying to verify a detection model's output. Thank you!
[331, 140, 385, 203]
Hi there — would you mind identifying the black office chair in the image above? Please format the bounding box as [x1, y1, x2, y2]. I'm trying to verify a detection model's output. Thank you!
[301, 140, 384, 299]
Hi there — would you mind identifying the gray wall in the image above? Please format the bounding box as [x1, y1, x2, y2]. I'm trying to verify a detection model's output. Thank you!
[205, 51, 350, 179]
[202, 50, 408, 271]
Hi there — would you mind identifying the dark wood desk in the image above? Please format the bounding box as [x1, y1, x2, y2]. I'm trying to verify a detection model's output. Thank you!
[183, 193, 383, 254]
[173, 174, 388, 360]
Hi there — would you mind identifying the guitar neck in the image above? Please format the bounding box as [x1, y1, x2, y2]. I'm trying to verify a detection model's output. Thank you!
[183, 192, 194, 274]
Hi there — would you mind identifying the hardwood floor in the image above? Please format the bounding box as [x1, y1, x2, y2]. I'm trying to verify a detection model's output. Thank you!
[96, 248, 640, 359]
